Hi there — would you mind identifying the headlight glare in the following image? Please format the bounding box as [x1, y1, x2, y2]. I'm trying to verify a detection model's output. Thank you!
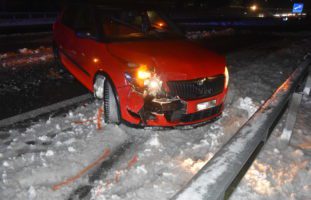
[137, 70, 151, 80]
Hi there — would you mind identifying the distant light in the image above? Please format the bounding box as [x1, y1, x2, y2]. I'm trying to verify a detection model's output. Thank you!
[250, 4, 258, 11]
[93, 58, 99, 63]
[258, 13, 265, 18]
[158, 22, 164, 27]
[274, 12, 307, 18]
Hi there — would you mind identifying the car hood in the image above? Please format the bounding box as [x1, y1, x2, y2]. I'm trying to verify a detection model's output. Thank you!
[107, 39, 226, 81]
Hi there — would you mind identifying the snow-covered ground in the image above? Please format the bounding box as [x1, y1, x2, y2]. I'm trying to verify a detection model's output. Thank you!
[230, 94, 311, 200]
[0, 32, 311, 200]
[0, 46, 53, 68]
[186, 29, 235, 40]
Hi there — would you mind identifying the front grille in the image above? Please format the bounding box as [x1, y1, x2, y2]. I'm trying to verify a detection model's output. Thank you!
[167, 75, 225, 100]
[181, 104, 222, 122]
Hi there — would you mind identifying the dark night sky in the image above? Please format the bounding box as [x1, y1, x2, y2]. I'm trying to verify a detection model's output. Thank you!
[0, 0, 310, 12]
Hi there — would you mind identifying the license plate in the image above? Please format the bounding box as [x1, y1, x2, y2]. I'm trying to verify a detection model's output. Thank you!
[197, 100, 216, 111]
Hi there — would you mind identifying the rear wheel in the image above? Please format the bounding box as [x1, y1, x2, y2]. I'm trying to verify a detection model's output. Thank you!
[94, 75, 120, 124]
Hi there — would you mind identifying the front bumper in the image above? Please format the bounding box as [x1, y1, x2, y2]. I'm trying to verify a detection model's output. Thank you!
[117, 86, 227, 127]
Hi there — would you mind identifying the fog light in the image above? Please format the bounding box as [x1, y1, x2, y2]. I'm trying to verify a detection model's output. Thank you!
[197, 100, 216, 111]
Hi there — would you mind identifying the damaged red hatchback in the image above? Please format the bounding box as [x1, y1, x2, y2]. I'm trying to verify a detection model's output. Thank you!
[53, 3, 229, 127]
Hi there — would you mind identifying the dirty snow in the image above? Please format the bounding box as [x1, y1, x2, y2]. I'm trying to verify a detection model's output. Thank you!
[0, 32, 311, 200]
[0, 46, 53, 68]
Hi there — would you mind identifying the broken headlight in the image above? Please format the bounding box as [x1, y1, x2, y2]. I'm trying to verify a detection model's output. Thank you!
[125, 64, 163, 97]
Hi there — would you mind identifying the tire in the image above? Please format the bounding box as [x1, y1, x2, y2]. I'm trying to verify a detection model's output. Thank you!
[94, 75, 121, 124]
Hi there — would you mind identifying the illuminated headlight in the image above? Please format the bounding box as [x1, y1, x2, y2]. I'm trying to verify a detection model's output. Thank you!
[197, 100, 216, 111]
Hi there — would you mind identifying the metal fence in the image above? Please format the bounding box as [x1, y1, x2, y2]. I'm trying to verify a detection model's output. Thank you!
[172, 55, 311, 200]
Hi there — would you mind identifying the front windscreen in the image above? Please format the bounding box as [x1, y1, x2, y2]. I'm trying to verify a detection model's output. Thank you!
[95, 8, 183, 40]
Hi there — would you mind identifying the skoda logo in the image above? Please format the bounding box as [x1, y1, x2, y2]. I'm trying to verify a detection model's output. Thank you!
[197, 78, 206, 86]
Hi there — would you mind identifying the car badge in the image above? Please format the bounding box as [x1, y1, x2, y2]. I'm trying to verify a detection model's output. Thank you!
[197, 78, 206, 86]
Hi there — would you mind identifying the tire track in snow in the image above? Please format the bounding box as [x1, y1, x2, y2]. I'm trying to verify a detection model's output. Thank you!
[68, 142, 133, 200]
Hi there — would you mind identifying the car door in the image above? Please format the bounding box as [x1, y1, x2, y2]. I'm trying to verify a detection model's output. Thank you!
[57, 5, 78, 72]
[57, 4, 94, 88]
[71, 5, 101, 89]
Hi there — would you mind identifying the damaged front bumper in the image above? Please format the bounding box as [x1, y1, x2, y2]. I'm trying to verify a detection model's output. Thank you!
[127, 95, 223, 126]
[118, 85, 225, 127]
[138, 97, 187, 124]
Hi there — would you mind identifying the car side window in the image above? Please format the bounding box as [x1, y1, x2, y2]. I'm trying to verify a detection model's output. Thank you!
[101, 11, 144, 37]
[74, 6, 97, 37]
[61, 6, 77, 29]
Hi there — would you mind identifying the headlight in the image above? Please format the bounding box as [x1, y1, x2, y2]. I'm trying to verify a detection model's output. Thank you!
[125, 64, 163, 96]
[224, 66, 229, 88]
[137, 65, 151, 80]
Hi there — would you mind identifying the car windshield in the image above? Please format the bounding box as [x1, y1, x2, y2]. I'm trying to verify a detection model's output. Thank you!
[95, 8, 183, 40]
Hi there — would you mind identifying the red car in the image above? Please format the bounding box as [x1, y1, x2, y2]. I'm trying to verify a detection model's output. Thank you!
[53, 3, 229, 127]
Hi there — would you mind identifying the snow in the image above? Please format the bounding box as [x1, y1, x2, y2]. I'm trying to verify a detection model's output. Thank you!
[0, 101, 129, 200]
[230, 117, 311, 200]
[148, 134, 160, 147]
[186, 29, 235, 40]
[0, 46, 53, 68]
[236, 97, 258, 117]
[1, 32, 311, 200]
[28, 186, 37, 199]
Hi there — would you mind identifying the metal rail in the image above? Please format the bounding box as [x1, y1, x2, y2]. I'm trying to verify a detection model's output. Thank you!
[0, 12, 57, 27]
[172, 55, 311, 200]
[0, 94, 92, 128]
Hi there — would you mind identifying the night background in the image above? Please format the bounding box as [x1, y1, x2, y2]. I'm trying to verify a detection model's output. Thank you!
[0, 0, 310, 12]
[0, 0, 311, 200]
[1, 0, 310, 33]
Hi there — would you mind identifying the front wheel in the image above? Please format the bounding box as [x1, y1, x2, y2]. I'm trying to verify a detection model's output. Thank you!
[94, 75, 121, 124]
